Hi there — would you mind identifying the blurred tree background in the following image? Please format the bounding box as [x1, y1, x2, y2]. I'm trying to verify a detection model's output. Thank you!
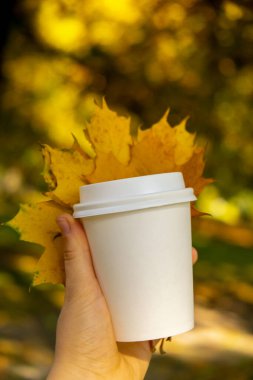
[0, 1, 253, 379]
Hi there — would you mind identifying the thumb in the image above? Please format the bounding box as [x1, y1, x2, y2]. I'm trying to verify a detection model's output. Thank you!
[56, 214, 102, 300]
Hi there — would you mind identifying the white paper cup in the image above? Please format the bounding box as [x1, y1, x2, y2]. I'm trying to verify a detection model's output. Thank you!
[73, 172, 196, 342]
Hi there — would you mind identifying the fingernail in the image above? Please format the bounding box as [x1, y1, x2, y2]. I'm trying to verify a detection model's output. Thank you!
[57, 217, 71, 236]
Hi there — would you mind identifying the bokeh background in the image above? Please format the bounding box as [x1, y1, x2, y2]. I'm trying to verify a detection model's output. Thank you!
[0, 1, 253, 379]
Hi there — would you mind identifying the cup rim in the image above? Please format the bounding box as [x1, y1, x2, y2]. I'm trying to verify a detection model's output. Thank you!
[73, 172, 196, 218]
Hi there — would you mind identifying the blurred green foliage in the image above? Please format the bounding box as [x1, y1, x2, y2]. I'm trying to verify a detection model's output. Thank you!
[0, 0, 253, 224]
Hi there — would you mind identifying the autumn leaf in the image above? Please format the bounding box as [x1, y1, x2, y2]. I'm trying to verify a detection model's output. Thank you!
[180, 147, 214, 196]
[85, 98, 133, 165]
[8, 99, 212, 285]
[7, 200, 70, 284]
[41, 143, 94, 206]
[86, 151, 138, 183]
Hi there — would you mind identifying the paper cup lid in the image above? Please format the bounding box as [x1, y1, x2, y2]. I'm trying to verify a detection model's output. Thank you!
[73, 172, 197, 218]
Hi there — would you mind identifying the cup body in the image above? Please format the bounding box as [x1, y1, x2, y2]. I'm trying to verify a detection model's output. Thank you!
[80, 202, 194, 342]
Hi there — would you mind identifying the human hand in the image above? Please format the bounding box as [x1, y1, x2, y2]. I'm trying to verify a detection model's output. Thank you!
[47, 214, 198, 380]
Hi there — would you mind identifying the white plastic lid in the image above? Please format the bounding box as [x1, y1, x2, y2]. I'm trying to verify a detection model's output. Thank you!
[73, 172, 196, 218]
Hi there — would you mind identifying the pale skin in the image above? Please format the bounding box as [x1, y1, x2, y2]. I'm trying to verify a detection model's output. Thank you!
[47, 214, 198, 380]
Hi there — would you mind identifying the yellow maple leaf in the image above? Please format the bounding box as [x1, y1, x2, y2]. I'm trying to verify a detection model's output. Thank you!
[41, 143, 94, 206]
[85, 99, 133, 165]
[131, 112, 180, 175]
[86, 151, 138, 183]
[7, 200, 70, 284]
[8, 99, 212, 285]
